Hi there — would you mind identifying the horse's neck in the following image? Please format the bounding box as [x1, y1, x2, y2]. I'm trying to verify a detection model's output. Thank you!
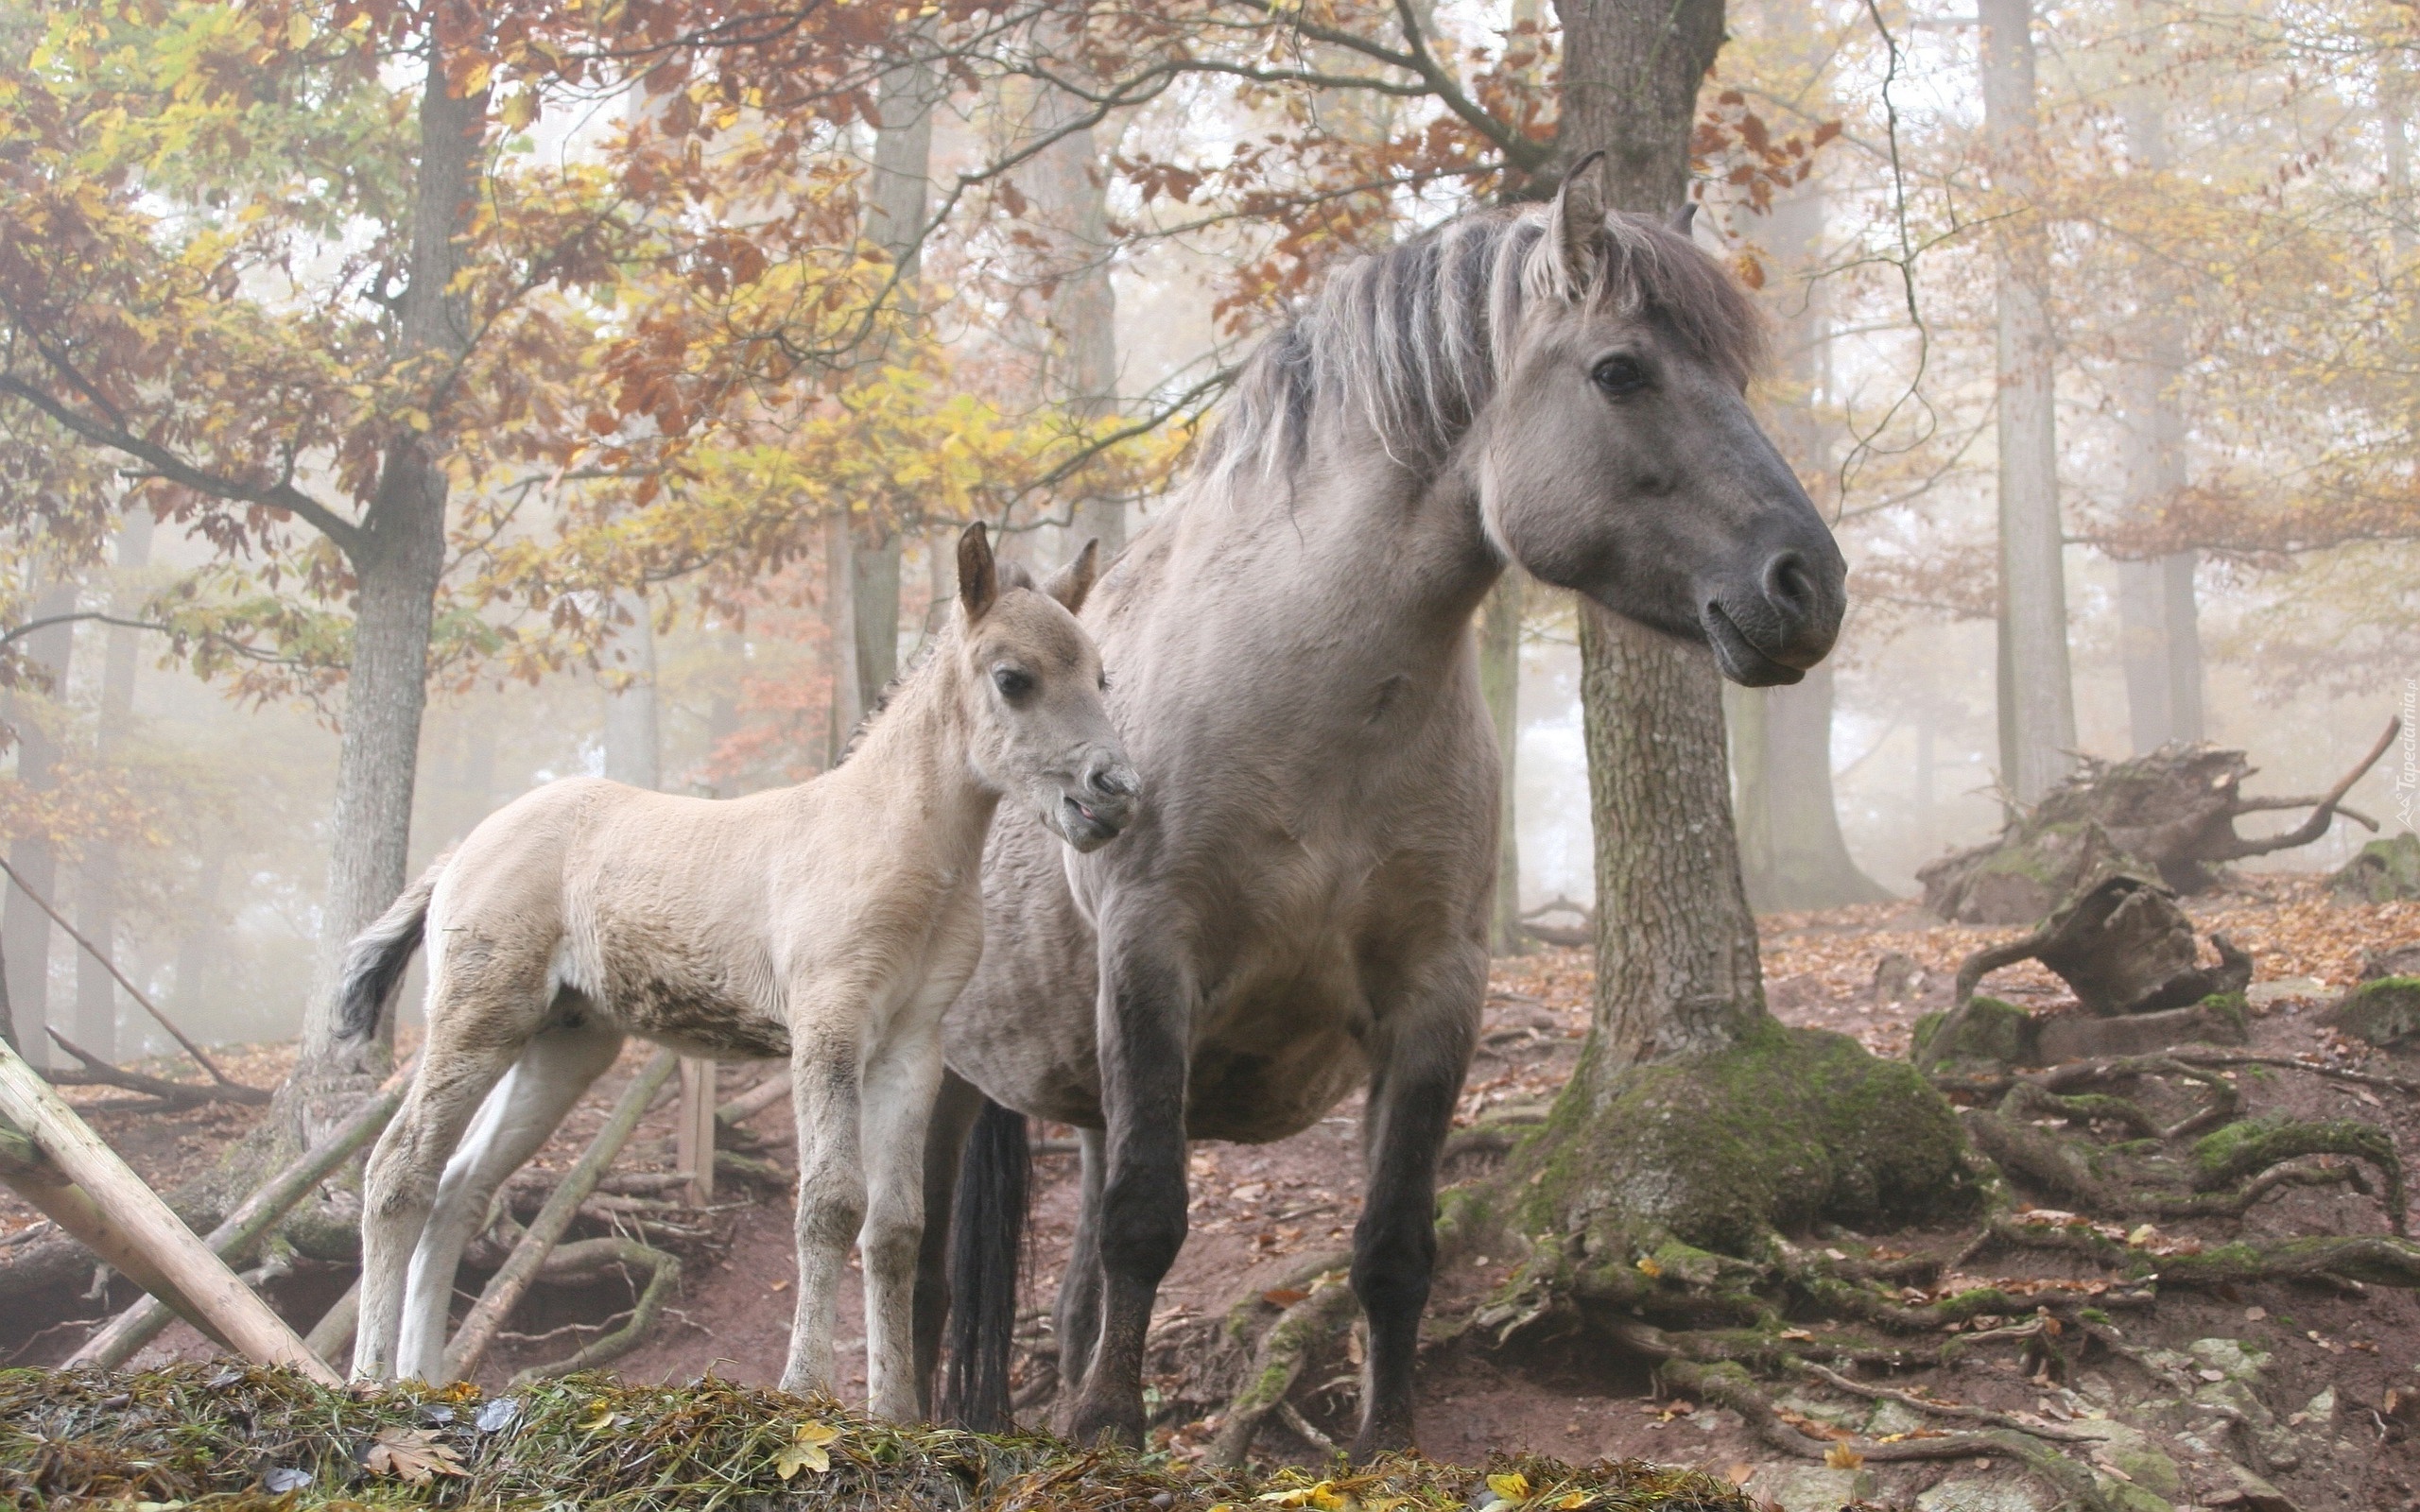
[821, 663, 996, 874]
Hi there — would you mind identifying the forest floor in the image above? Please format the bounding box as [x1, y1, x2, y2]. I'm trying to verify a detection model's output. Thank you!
[5, 871, 2417, 1512]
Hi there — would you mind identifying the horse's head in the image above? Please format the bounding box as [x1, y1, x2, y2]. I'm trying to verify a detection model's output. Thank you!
[1479, 162, 1845, 686]
[952, 523, 1137, 850]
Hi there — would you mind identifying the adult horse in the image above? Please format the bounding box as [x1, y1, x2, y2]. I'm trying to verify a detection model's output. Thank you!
[922, 165, 1847, 1456]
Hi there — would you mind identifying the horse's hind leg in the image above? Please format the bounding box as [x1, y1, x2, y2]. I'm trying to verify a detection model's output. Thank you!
[911, 1068, 982, 1417]
[396, 1011, 625, 1382]
[1052, 1126, 1108, 1399]
[357, 1037, 525, 1381]
[1348, 942, 1483, 1457]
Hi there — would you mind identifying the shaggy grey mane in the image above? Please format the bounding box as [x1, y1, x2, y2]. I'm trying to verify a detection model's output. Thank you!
[1193, 203, 1768, 494]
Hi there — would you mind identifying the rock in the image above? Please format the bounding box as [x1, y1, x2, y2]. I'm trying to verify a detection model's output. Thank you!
[2360, 942, 2420, 980]
[1873, 951, 1926, 1007]
[1749, 1464, 1873, 1512]
[2330, 833, 2420, 902]
[1915, 1476, 2051, 1512]
[2204, 1463, 2303, 1512]
[1914, 997, 2042, 1070]
[1774, 1390, 1864, 1431]
[2297, 1385, 2334, 1428]
[2246, 977, 2326, 1006]
[1863, 1399, 1927, 1438]
[1922, 821, 2136, 926]
[2075, 1421, 2184, 1500]
[2324, 977, 2420, 1047]
[2187, 1337, 2271, 1383]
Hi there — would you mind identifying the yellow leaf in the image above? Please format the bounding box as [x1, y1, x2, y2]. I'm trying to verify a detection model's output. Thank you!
[1557, 1493, 1592, 1509]
[501, 90, 537, 129]
[1487, 1471, 1532, 1503]
[1824, 1443, 1865, 1470]
[462, 61, 493, 95]
[285, 12, 310, 47]
[1634, 1256, 1663, 1278]
[774, 1419, 840, 1479]
[575, 1400, 615, 1432]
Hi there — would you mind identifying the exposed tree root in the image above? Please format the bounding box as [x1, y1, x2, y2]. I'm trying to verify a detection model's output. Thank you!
[1210, 1268, 1357, 1467]
[503, 1235, 683, 1386]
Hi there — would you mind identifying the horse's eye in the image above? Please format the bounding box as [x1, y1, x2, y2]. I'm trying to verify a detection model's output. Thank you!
[1592, 355, 1651, 397]
[994, 668, 1034, 699]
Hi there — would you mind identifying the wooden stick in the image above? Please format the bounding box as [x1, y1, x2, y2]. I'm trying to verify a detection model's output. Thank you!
[66, 1057, 417, 1369]
[0, 855, 260, 1099]
[442, 1050, 678, 1383]
[677, 1057, 716, 1206]
[0, 1117, 233, 1348]
[715, 1071, 789, 1129]
[46, 1028, 239, 1110]
[0, 1036, 337, 1382]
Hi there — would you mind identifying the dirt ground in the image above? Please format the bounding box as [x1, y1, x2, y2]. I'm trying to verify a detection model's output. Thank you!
[7, 873, 2419, 1512]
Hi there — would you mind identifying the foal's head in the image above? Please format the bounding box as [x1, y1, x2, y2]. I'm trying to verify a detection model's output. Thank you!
[1479, 161, 1845, 685]
[949, 523, 1136, 851]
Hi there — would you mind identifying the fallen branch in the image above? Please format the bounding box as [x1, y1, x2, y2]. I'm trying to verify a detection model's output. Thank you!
[442, 1051, 678, 1383]
[0, 1036, 335, 1382]
[0, 856, 262, 1102]
[1794, 1359, 2098, 1442]
[503, 1235, 683, 1386]
[43, 1030, 246, 1112]
[65, 1057, 416, 1369]
[2205, 716, 2400, 863]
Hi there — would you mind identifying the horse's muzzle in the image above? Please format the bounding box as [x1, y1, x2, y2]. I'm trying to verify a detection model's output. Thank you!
[1703, 546, 1842, 687]
[1055, 760, 1138, 851]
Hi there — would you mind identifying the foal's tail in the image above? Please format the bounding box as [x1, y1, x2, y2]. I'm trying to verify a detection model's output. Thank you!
[939, 1095, 1030, 1432]
[335, 855, 449, 1043]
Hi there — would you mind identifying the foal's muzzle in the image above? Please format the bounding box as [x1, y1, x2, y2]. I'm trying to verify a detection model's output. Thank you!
[1054, 758, 1138, 851]
[1703, 545, 1844, 688]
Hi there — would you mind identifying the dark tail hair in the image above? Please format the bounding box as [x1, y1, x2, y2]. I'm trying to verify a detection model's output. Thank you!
[335, 858, 446, 1042]
[938, 1095, 1029, 1432]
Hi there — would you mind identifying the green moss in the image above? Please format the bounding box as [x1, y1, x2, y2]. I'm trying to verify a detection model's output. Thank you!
[1912, 997, 2040, 1071]
[2325, 976, 2420, 1048]
[2330, 833, 2420, 901]
[2196, 991, 2249, 1040]
[1512, 1021, 1972, 1258]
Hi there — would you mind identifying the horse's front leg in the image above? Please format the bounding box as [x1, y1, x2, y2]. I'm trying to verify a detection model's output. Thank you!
[856, 1006, 949, 1421]
[781, 1002, 867, 1400]
[1058, 926, 1192, 1447]
[1350, 940, 1484, 1457]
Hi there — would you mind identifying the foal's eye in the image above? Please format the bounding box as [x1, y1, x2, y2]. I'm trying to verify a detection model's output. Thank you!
[993, 668, 1034, 698]
[1592, 355, 1651, 397]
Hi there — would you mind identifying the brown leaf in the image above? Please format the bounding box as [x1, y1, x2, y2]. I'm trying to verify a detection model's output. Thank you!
[364, 1426, 466, 1486]
[1262, 1287, 1309, 1307]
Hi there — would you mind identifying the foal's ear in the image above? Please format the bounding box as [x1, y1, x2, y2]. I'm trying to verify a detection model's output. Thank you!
[1550, 149, 1608, 294]
[958, 521, 999, 623]
[1043, 539, 1099, 616]
[1668, 200, 1699, 238]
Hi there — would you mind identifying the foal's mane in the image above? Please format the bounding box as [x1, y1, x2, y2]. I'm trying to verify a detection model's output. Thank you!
[1195, 203, 1766, 493]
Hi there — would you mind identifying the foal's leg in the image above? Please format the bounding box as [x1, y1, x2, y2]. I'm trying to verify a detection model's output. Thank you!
[396, 1016, 625, 1382]
[1052, 1126, 1108, 1399]
[356, 1039, 524, 1381]
[1349, 942, 1483, 1457]
[856, 1017, 949, 1421]
[1058, 929, 1193, 1446]
[781, 1006, 868, 1399]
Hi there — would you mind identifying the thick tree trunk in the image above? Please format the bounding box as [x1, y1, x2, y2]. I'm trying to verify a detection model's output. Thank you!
[74, 511, 152, 1060]
[602, 590, 660, 790]
[2, 582, 78, 1068]
[1979, 0, 2075, 802]
[1730, 666, 1890, 911]
[1025, 23, 1127, 557]
[1479, 576, 1526, 954]
[283, 44, 484, 1138]
[2114, 95, 2203, 752]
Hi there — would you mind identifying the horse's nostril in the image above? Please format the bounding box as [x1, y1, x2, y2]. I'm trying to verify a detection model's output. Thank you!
[1762, 550, 1814, 618]
[1088, 766, 1134, 799]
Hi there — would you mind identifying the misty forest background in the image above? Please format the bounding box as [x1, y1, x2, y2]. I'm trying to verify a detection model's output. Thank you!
[0, 0, 2412, 1071]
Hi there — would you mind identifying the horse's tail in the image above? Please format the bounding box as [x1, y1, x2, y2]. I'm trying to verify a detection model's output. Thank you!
[335, 855, 447, 1043]
[939, 1094, 1029, 1432]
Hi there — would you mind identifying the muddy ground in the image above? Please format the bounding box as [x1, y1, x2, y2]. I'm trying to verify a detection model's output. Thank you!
[6, 874, 2418, 1512]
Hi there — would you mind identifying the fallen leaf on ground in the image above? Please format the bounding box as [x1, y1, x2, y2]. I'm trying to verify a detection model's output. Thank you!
[364, 1427, 465, 1485]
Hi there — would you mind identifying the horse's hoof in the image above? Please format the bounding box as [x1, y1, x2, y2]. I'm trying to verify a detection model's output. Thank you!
[1350, 1420, 1416, 1464]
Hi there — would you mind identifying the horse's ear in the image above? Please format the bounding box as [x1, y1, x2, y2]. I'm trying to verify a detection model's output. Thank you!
[1550, 149, 1608, 292]
[1044, 539, 1099, 616]
[958, 522, 999, 623]
[1668, 200, 1699, 238]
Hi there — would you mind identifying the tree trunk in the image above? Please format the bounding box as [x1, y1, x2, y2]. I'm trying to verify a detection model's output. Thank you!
[74, 510, 152, 1060]
[1024, 21, 1127, 557]
[2, 581, 78, 1068]
[1479, 576, 1526, 954]
[602, 590, 661, 789]
[1979, 0, 2075, 803]
[283, 43, 484, 1137]
[2115, 94, 2203, 753]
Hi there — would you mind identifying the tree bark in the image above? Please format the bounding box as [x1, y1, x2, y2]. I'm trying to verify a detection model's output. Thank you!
[3, 581, 78, 1069]
[1479, 576, 1526, 954]
[602, 590, 661, 789]
[74, 510, 152, 1060]
[1979, 0, 2075, 802]
[2114, 94, 2203, 752]
[1024, 20, 1127, 557]
[284, 42, 485, 1135]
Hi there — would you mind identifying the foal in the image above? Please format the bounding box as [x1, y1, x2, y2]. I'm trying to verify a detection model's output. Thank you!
[343, 524, 1134, 1416]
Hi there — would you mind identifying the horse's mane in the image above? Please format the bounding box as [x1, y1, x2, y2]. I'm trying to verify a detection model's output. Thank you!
[1194, 203, 1767, 493]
